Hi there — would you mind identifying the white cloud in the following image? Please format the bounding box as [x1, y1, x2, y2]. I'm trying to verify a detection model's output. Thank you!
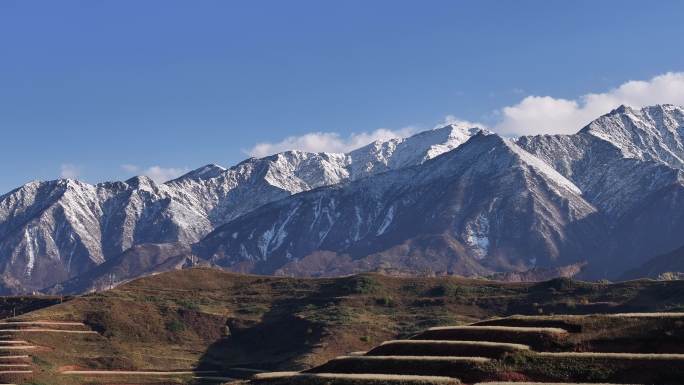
[247, 127, 416, 158]
[244, 72, 684, 157]
[60, 164, 81, 179]
[435, 115, 487, 130]
[495, 72, 684, 136]
[121, 164, 190, 183]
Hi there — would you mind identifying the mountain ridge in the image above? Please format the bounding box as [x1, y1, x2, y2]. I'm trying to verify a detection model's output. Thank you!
[194, 132, 605, 279]
[0, 123, 487, 292]
[2, 105, 684, 293]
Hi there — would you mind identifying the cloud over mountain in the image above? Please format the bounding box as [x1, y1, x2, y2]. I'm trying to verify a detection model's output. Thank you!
[246, 72, 684, 153]
[495, 72, 684, 136]
[247, 127, 416, 157]
[121, 164, 190, 183]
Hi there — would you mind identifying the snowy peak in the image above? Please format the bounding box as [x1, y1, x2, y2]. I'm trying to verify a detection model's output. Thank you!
[124, 175, 157, 189]
[425, 123, 491, 158]
[173, 164, 226, 181]
[581, 104, 684, 168]
[406, 122, 491, 161]
[348, 123, 488, 178]
[260, 150, 350, 192]
[172, 123, 486, 199]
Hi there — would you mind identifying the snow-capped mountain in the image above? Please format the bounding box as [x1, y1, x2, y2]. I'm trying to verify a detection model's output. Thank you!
[194, 104, 684, 280]
[517, 105, 684, 274]
[195, 133, 606, 277]
[347, 124, 486, 178]
[0, 123, 485, 293]
[3, 106, 684, 294]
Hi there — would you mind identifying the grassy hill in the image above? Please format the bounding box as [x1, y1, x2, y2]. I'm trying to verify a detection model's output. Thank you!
[4, 268, 684, 384]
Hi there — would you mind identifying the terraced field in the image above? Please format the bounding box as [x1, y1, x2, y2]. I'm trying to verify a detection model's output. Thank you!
[252, 313, 684, 385]
[0, 321, 89, 384]
[4, 269, 684, 384]
[0, 320, 231, 385]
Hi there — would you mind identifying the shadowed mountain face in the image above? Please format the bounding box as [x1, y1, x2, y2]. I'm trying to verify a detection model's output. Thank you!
[621, 244, 684, 280]
[2, 105, 684, 293]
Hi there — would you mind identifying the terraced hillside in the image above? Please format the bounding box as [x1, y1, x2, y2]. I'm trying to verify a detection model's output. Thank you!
[0, 318, 233, 384]
[4, 268, 684, 384]
[254, 313, 684, 384]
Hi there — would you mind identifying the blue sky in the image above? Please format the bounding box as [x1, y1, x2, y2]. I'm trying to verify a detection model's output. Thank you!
[1, 0, 684, 192]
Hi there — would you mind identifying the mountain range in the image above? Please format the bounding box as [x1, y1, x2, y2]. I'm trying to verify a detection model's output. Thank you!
[2, 105, 684, 294]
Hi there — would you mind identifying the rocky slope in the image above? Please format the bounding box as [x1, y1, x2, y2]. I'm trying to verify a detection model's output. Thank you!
[517, 105, 684, 275]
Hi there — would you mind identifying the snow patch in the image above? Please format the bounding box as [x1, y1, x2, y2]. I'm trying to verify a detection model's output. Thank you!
[271, 204, 300, 251]
[257, 225, 276, 258]
[376, 205, 395, 236]
[239, 244, 253, 260]
[463, 213, 490, 259]
[23, 228, 36, 276]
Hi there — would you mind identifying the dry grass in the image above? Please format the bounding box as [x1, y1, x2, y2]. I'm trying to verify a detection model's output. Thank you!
[0, 328, 97, 333]
[470, 316, 583, 333]
[426, 326, 567, 334]
[0, 345, 36, 350]
[330, 355, 491, 363]
[606, 312, 684, 318]
[253, 372, 461, 384]
[0, 321, 86, 326]
[483, 312, 684, 321]
[537, 352, 684, 360]
[254, 371, 301, 379]
[510, 350, 684, 383]
[413, 326, 569, 350]
[474, 383, 636, 385]
[61, 369, 217, 374]
[367, 340, 529, 358]
[474, 312, 684, 354]
[309, 355, 492, 383]
[380, 340, 529, 350]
